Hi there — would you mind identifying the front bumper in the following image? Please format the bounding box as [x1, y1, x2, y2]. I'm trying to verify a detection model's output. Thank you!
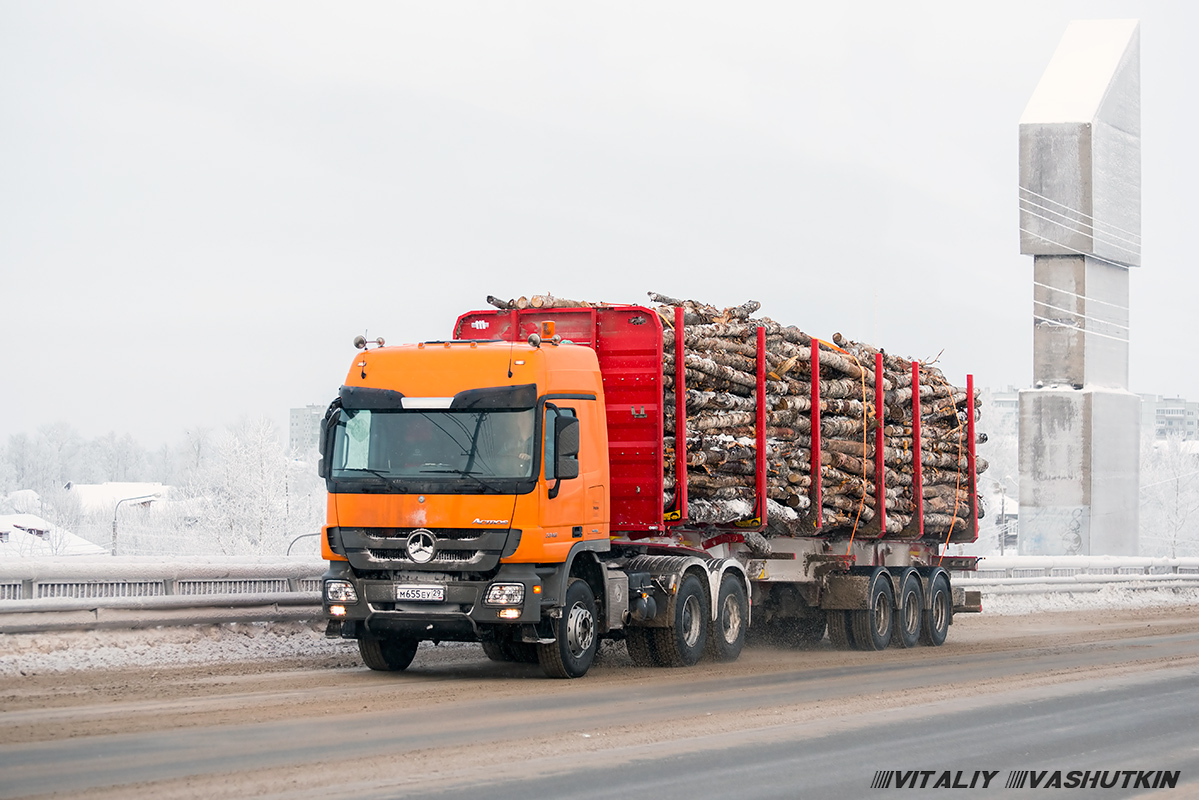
[322, 561, 543, 642]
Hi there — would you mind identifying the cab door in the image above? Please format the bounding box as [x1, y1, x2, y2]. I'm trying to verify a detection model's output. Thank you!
[540, 403, 588, 542]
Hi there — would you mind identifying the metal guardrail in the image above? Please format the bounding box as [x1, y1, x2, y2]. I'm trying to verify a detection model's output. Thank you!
[2, 555, 1198, 633]
[952, 555, 1199, 594]
[0, 557, 326, 633]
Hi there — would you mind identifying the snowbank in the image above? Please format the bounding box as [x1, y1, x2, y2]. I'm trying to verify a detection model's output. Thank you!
[0, 621, 358, 676]
[981, 583, 1199, 615]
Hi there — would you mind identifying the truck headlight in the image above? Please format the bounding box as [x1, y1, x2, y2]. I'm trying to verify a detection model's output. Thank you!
[484, 583, 525, 606]
[325, 580, 358, 604]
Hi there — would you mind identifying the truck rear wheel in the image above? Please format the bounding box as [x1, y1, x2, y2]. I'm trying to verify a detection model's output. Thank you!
[919, 573, 951, 647]
[705, 575, 747, 662]
[358, 636, 419, 671]
[538, 578, 598, 679]
[891, 572, 923, 649]
[850, 572, 895, 651]
[651, 573, 708, 667]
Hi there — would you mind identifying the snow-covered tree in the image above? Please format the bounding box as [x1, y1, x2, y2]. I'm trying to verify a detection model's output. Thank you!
[1139, 434, 1199, 558]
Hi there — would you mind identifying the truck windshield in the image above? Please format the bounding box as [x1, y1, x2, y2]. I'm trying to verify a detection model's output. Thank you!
[330, 408, 537, 486]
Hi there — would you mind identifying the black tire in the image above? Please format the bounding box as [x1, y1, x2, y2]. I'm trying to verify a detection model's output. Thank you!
[538, 578, 598, 679]
[705, 575, 748, 662]
[919, 573, 952, 647]
[651, 573, 708, 667]
[891, 572, 923, 649]
[358, 636, 419, 671]
[625, 627, 660, 667]
[850, 572, 895, 651]
[826, 610, 855, 650]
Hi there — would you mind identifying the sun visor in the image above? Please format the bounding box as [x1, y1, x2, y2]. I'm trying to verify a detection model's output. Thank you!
[451, 383, 537, 410]
[339, 386, 407, 410]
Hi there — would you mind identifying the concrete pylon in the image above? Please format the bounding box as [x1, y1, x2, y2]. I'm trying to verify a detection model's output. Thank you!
[1017, 20, 1141, 556]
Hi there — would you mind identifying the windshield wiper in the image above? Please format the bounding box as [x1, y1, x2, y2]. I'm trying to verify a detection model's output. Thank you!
[337, 468, 406, 490]
[418, 467, 506, 493]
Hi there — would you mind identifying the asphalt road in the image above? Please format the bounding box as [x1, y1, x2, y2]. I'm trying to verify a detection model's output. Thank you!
[2, 606, 1198, 799]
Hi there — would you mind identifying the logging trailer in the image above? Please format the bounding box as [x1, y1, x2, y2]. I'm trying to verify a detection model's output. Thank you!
[319, 303, 982, 678]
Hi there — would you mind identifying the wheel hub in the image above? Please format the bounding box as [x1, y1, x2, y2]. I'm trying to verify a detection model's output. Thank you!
[681, 595, 702, 647]
[721, 594, 742, 643]
[566, 602, 595, 657]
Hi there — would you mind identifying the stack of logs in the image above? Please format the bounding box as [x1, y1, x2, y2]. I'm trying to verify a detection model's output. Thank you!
[485, 292, 987, 543]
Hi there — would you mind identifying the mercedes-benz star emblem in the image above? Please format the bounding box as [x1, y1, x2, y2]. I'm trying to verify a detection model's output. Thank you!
[406, 530, 436, 564]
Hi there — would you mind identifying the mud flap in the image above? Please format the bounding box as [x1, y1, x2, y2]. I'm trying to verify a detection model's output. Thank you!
[953, 588, 982, 614]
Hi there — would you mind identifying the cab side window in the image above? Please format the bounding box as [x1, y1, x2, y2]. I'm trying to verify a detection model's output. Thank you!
[544, 407, 577, 480]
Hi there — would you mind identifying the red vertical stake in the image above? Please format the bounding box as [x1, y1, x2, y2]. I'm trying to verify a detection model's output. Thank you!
[671, 307, 690, 525]
[966, 374, 978, 542]
[874, 352, 886, 537]
[810, 339, 822, 531]
[756, 325, 767, 530]
[911, 361, 924, 539]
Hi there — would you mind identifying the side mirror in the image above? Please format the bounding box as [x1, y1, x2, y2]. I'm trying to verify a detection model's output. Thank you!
[554, 416, 580, 480]
[317, 404, 341, 479]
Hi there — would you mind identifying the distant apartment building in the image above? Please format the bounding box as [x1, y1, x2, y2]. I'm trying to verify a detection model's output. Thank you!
[1139, 395, 1199, 440]
[289, 405, 326, 454]
[984, 386, 1020, 436]
[998, 388, 1196, 441]
[989, 386, 1019, 417]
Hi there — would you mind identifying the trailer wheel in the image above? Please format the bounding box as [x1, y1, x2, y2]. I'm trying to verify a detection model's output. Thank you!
[891, 572, 923, 649]
[651, 573, 708, 667]
[538, 578, 598, 678]
[826, 610, 855, 650]
[850, 572, 894, 651]
[705, 575, 747, 662]
[625, 628, 659, 667]
[358, 636, 419, 671]
[919, 573, 951, 647]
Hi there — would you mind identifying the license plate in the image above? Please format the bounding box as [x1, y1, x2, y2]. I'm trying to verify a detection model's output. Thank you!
[394, 584, 445, 602]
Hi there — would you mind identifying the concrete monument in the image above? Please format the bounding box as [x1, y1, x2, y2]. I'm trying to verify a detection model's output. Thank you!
[1018, 20, 1141, 555]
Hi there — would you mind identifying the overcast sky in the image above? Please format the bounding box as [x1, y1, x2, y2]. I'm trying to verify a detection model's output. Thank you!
[3, 1, 1196, 448]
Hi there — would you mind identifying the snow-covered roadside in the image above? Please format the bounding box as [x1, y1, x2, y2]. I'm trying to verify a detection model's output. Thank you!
[980, 584, 1199, 615]
[0, 621, 359, 677]
[4, 587, 1199, 677]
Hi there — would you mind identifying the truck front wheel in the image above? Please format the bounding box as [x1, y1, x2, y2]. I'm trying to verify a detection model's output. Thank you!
[358, 636, 419, 671]
[538, 578, 598, 679]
